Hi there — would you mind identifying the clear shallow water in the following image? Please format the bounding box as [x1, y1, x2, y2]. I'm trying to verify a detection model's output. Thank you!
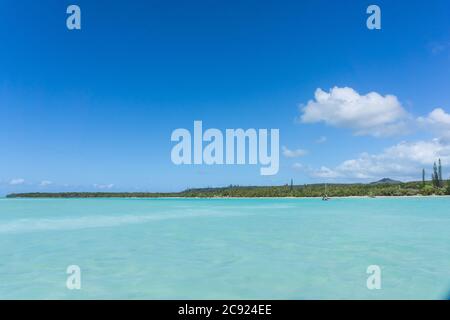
[0, 197, 449, 299]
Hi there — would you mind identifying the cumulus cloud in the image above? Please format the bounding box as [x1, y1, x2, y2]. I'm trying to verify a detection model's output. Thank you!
[418, 108, 450, 141]
[315, 136, 327, 144]
[9, 178, 25, 185]
[282, 146, 308, 158]
[299, 87, 410, 137]
[39, 180, 53, 186]
[311, 139, 450, 181]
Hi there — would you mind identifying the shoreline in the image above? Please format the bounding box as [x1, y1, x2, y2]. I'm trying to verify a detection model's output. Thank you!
[4, 195, 450, 200]
[6, 179, 449, 199]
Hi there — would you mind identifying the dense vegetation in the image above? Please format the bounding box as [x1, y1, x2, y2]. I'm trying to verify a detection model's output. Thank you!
[7, 160, 449, 198]
[6, 179, 450, 198]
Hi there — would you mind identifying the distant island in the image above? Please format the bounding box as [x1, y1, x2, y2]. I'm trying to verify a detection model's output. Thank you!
[6, 178, 450, 198]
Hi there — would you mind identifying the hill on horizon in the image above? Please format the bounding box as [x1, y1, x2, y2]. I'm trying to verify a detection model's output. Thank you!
[370, 178, 403, 185]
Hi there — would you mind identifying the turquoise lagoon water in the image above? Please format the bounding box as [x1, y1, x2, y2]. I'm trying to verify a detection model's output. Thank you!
[0, 197, 449, 299]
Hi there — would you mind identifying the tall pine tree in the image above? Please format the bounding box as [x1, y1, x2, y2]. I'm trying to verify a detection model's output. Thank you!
[432, 162, 439, 188]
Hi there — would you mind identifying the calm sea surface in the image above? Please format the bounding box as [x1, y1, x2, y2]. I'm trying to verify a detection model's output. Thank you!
[0, 197, 449, 299]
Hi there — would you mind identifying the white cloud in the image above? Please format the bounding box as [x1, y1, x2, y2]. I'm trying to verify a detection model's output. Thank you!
[312, 166, 341, 179]
[382, 139, 450, 165]
[39, 180, 53, 186]
[315, 136, 327, 144]
[312, 139, 450, 181]
[9, 178, 25, 185]
[418, 108, 450, 141]
[282, 146, 308, 158]
[299, 87, 410, 137]
[94, 183, 115, 190]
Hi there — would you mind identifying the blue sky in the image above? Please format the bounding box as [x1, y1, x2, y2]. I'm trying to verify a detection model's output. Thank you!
[1, 0, 449, 194]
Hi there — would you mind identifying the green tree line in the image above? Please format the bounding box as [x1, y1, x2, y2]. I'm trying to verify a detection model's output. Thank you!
[7, 159, 449, 198]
